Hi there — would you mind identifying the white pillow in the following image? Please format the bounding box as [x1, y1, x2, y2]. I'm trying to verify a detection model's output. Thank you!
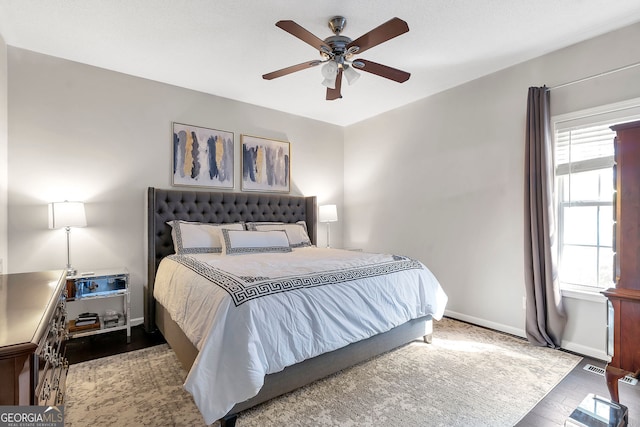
[246, 221, 312, 248]
[167, 221, 244, 254]
[219, 229, 292, 255]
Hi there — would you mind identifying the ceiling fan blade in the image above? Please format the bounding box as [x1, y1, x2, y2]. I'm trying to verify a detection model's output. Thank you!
[347, 17, 409, 55]
[276, 20, 331, 53]
[326, 69, 343, 100]
[353, 59, 410, 83]
[262, 60, 321, 80]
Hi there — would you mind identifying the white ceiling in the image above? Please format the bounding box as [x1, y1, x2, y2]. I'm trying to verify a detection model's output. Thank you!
[1, 0, 640, 126]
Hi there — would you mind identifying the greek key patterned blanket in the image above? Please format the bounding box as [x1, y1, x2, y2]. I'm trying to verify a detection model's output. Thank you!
[168, 252, 424, 306]
[153, 247, 447, 425]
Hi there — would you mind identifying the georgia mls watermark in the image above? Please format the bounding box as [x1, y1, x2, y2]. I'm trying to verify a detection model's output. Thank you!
[0, 406, 64, 427]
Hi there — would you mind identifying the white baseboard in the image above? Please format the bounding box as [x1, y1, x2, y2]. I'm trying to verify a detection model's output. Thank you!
[131, 317, 144, 327]
[444, 310, 526, 338]
[560, 340, 610, 362]
[443, 310, 609, 361]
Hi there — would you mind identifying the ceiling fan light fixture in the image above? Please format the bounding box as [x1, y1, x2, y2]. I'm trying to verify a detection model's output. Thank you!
[321, 61, 338, 77]
[344, 65, 360, 85]
[322, 77, 336, 89]
[321, 61, 338, 89]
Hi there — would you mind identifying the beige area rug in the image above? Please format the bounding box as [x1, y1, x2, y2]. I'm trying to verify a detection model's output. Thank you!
[65, 318, 581, 426]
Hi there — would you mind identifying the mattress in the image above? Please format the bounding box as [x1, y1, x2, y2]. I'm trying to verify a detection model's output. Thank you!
[153, 247, 447, 424]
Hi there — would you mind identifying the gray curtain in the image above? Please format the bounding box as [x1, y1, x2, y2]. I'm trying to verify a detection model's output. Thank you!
[524, 86, 566, 348]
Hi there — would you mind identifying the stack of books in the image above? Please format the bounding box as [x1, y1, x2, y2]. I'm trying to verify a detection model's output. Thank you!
[103, 312, 122, 328]
[69, 312, 100, 332]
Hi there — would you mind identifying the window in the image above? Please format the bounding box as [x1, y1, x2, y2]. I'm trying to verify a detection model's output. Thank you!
[554, 99, 640, 293]
[555, 124, 614, 292]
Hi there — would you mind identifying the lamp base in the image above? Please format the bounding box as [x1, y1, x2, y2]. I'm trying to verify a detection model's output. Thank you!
[64, 226, 77, 277]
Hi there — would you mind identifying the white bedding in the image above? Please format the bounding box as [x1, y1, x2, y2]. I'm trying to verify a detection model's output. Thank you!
[153, 247, 447, 424]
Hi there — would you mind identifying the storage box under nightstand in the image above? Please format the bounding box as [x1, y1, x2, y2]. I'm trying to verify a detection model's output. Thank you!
[565, 393, 628, 427]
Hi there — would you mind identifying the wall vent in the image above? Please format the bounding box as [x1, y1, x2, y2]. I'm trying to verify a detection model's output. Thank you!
[583, 364, 638, 385]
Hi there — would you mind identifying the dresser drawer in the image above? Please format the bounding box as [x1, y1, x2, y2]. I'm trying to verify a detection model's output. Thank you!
[0, 270, 67, 405]
[35, 292, 69, 405]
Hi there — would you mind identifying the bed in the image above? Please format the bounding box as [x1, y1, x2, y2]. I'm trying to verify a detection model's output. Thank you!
[145, 187, 447, 426]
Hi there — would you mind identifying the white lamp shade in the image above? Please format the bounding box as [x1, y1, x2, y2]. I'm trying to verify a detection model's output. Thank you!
[344, 65, 360, 85]
[321, 77, 336, 89]
[321, 62, 338, 89]
[319, 204, 338, 223]
[48, 201, 87, 229]
[321, 61, 338, 78]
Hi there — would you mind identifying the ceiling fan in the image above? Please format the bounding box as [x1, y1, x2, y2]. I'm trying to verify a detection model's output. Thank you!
[262, 16, 411, 100]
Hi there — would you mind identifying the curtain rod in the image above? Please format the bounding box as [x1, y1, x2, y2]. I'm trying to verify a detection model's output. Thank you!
[547, 61, 640, 91]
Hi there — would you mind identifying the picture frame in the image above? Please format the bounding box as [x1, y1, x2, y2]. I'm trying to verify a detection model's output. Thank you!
[241, 135, 290, 193]
[172, 122, 234, 189]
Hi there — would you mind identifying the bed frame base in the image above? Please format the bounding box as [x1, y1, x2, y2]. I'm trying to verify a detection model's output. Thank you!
[156, 303, 432, 424]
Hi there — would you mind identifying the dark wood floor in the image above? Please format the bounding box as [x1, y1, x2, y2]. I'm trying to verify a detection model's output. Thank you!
[66, 326, 640, 426]
[65, 324, 165, 365]
[517, 352, 640, 426]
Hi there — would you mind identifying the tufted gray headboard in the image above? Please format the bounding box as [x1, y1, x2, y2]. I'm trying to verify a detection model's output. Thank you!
[145, 187, 317, 332]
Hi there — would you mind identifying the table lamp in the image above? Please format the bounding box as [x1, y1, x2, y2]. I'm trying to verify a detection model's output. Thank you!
[319, 204, 338, 248]
[48, 201, 86, 276]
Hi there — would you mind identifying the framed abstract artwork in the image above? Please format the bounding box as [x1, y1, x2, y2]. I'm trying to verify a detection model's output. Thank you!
[241, 135, 290, 193]
[172, 122, 234, 189]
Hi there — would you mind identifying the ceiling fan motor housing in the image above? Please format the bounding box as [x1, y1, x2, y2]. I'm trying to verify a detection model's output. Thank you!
[324, 16, 359, 65]
[322, 35, 353, 63]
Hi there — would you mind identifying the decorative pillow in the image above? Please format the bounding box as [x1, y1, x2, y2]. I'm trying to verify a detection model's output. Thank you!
[246, 221, 312, 248]
[219, 229, 292, 255]
[167, 221, 244, 254]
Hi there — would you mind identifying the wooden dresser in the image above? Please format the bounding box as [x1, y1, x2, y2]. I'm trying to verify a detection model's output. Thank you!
[602, 120, 640, 403]
[0, 270, 68, 405]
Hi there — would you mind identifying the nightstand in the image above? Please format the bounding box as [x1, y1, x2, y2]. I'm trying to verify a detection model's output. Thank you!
[66, 268, 131, 343]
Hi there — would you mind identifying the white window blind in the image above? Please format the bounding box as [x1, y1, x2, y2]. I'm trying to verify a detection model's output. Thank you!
[555, 124, 614, 177]
[554, 97, 640, 168]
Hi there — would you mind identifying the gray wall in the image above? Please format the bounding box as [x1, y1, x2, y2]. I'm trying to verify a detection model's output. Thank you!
[343, 22, 640, 359]
[4, 22, 640, 358]
[6, 48, 344, 323]
[0, 34, 7, 274]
